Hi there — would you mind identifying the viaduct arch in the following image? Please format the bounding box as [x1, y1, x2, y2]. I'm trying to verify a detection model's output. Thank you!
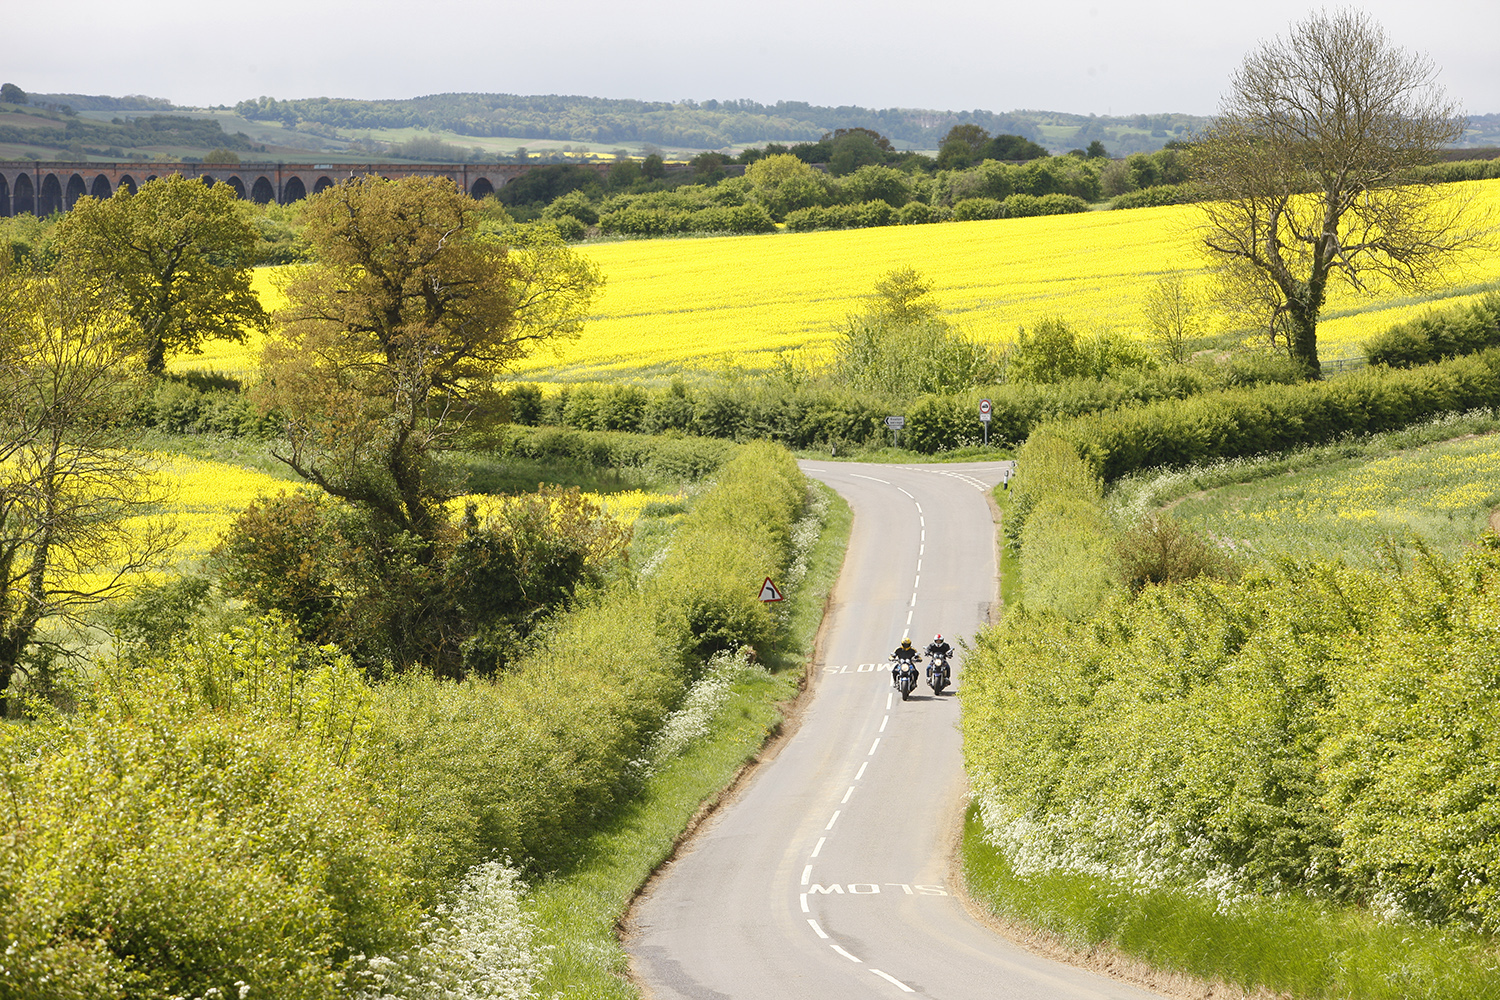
[0, 160, 615, 217]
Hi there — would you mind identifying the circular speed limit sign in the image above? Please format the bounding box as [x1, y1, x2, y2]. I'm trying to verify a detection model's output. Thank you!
[979, 398, 991, 420]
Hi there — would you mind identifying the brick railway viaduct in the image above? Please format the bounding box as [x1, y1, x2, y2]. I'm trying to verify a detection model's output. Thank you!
[0, 160, 615, 216]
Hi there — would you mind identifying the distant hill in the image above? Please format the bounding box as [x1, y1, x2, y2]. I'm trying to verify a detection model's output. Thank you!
[227, 93, 1215, 155]
[5, 89, 1498, 164]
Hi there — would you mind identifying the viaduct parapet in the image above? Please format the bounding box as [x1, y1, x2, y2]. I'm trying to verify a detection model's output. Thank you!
[0, 160, 615, 217]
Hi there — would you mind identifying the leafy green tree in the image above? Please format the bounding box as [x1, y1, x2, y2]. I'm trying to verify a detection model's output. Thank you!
[0, 263, 177, 712]
[0, 82, 25, 105]
[826, 129, 889, 175]
[259, 175, 602, 546]
[985, 133, 1048, 161]
[1193, 9, 1481, 377]
[52, 174, 268, 374]
[745, 153, 829, 220]
[828, 268, 1001, 394]
[937, 124, 990, 170]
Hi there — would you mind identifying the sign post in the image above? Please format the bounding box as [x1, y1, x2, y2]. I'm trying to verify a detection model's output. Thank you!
[979, 398, 991, 446]
[885, 415, 905, 449]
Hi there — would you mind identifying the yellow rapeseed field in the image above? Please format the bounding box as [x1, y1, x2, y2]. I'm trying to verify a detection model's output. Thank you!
[182, 178, 1500, 382]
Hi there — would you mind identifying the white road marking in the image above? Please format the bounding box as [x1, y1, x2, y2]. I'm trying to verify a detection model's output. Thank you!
[831, 945, 863, 963]
[808, 918, 828, 939]
[841, 786, 855, 804]
[856, 762, 868, 780]
[802, 865, 812, 885]
[916, 559, 922, 572]
[800, 893, 809, 913]
[868, 738, 880, 755]
[897, 487, 914, 499]
[914, 503, 923, 514]
[879, 716, 888, 733]
[825, 811, 841, 830]
[905, 609, 913, 625]
[851, 474, 890, 484]
[871, 969, 915, 992]
[913, 575, 919, 589]
[812, 837, 826, 857]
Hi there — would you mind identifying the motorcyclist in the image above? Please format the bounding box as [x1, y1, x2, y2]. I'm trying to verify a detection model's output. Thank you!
[890, 637, 921, 688]
[925, 634, 953, 684]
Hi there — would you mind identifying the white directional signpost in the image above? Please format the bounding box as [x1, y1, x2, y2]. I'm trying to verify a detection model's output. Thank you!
[885, 415, 905, 449]
[979, 398, 991, 446]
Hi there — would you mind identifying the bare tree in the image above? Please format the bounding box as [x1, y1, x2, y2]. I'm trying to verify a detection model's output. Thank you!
[1192, 8, 1488, 377]
[0, 265, 178, 712]
[1141, 273, 1203, 363]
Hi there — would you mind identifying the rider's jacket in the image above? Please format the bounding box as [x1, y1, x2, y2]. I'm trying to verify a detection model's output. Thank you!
[926, 641, 952, 658]
[892, 645, 919, 662]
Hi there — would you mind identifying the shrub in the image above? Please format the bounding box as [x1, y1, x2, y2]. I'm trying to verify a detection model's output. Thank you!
[952, 197, 1005, 221]
[1110, 183, 1198, 209]
[898, 201, 936, 225]
[1364, 292, 1500, 367]
[0, 627, 418, 1000]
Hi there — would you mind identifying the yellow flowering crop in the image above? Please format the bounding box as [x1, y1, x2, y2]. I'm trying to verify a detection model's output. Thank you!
[178, 179, 1500, 382]
[451, 488, 678, 526]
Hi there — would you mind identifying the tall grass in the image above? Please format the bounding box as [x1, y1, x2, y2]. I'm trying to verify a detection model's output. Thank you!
[963, 806, 1500, 1000]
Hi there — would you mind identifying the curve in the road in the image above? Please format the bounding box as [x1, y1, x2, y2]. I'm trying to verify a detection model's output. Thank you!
[628, 461, 1168, 1000]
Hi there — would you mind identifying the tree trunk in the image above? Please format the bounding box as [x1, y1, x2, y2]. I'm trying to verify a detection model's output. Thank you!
[145, 336, 167, 375]
[1286, 307, 1323, 380]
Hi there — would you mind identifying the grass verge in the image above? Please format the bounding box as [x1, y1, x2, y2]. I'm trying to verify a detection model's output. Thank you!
[526, 479, 853, 999]
[962, 804, 1500, 1000]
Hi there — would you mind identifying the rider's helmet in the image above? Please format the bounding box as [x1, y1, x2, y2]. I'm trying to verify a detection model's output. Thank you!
[900, 637, 912, 648]
[934, 634, 943, 642]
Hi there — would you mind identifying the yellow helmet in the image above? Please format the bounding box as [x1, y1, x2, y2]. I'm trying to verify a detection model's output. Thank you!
[900, 637, 912, 648]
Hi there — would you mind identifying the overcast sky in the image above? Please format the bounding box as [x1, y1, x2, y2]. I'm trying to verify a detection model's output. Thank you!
[8, 0, 1499, 118]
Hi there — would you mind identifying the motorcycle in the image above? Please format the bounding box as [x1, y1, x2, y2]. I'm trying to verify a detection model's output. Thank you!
[927, 653, 951, 695]
[892, 655, 920, 701]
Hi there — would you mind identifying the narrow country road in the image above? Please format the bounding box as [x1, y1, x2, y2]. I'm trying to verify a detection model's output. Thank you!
[627, 461, 1168, 999]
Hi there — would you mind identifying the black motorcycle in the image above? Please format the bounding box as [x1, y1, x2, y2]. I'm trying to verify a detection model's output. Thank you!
[927, 652, 951, 696]
[892, 655, 920, 700]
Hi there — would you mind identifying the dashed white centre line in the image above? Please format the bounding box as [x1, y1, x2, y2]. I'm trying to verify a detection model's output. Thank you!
[801, 865, 812, 885]
[800, 893, 809, 913]
[825, 811, 841, 831]
[831, 945, 863, 963]
[871, 969, 915, 992]
[808, 919, 828, 939]
[879, 716, 888, 733]
[856, 762, 868, 780]
[841, 786, 855, 804]
[812, 837, 826, 857]
[868, 738, 880, 755]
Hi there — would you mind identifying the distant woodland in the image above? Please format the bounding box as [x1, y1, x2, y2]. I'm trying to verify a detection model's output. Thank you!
[3, 87, 1499, 164]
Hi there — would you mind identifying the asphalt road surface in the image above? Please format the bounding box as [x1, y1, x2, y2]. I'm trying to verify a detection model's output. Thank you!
[628, 461, 1168, 1000]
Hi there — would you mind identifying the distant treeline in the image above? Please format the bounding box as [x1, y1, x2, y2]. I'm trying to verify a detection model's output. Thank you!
[229, 93, 1210, 151]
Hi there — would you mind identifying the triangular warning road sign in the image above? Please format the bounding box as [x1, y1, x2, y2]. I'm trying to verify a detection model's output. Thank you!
[758, 577, 784, 602]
